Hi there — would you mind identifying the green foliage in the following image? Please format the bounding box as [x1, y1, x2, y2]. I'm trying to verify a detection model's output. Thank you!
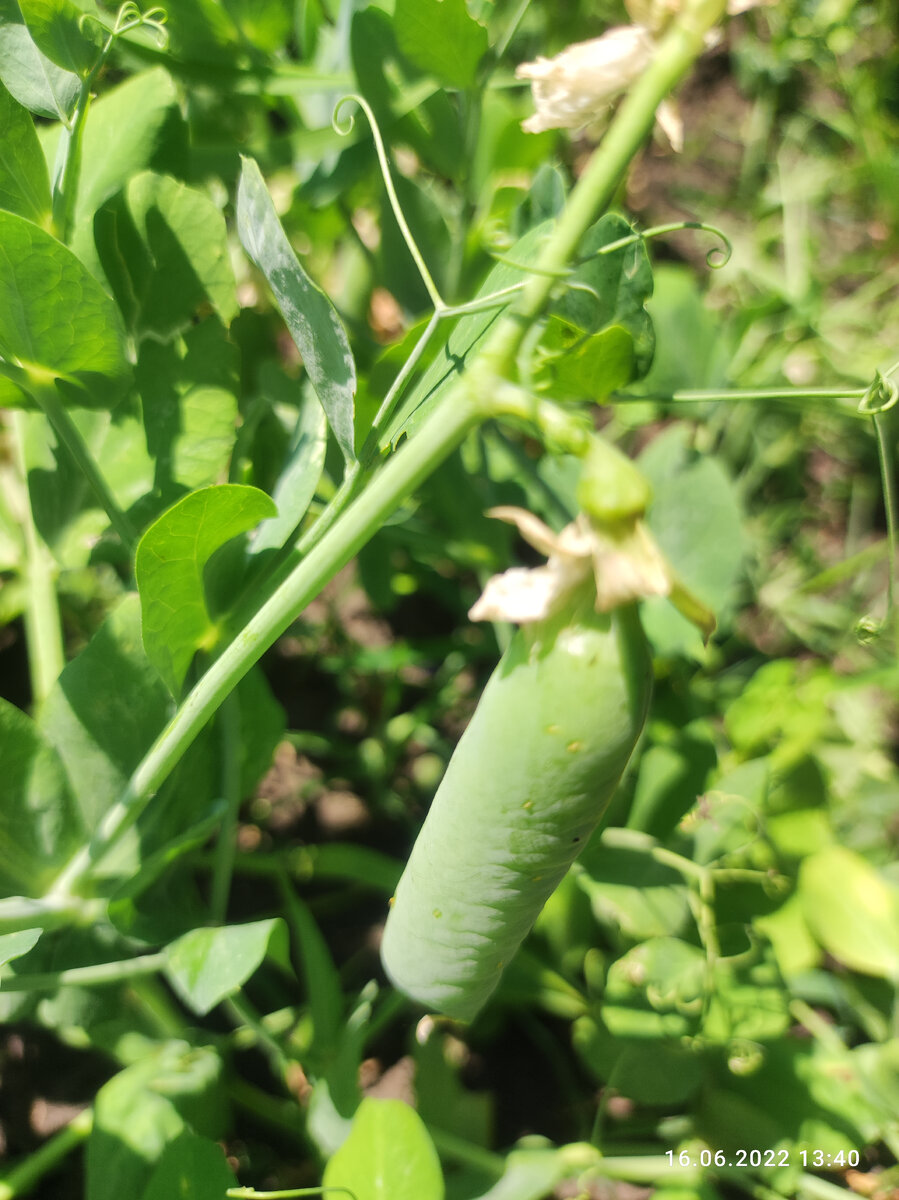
[0, 1, 897, 1198]
[323, 1098, 444, 1200]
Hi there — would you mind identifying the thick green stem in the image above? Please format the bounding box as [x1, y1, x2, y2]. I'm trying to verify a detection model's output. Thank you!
[0, 1108, 93, 1200]
[9, 411, 65, 704]
[49, 393, 480, 895]
[47, 0, 724, 895]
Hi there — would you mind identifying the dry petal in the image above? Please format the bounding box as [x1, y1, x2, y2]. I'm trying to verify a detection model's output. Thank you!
[516, 27, 655, 134]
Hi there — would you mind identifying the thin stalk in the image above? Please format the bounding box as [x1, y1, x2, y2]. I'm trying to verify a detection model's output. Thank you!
[224, 993, 294, 1081]
[210, 689, 243, 923]
[32, 382, 136, 550]
[9, 411, 64, 703]
[48, 393, 480, 895]
[872, 411, 898, 630]
[0, 1108, 93, 1200]
[3, 951, 165, 992]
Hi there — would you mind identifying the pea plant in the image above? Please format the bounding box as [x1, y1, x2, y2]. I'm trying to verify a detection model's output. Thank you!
[1, 1, 898, 1199]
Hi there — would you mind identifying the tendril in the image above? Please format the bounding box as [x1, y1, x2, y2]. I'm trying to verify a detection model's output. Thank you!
[78, 2, 168, 50]
[858, 368, 899, 415]
[332, 93, 443, 311]
[593, 220, 733, 269]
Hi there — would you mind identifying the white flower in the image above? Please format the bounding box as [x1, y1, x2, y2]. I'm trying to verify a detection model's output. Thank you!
[468, 506, 671, 625]
[516, 25, 684, 149]
[516, 26, 655, 135]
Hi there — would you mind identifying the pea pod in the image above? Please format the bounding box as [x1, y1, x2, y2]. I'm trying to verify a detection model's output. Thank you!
[380, 598, 652, 1021]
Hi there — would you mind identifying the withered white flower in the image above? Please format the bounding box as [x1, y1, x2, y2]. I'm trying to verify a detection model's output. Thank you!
[468, 506, 671, 626]
[516, 25, 684, 149]
[516, 26, 655, 136]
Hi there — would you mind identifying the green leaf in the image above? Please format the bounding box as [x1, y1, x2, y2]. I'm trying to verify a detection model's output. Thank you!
[87, 1043, 226, 1200]
[87, 1057, 186, 1200]
[0, 697, 83, 895]
[95, 171, 238, 339]
[18, 405, 153, 564]
[249, 385, 327, 556]
[537, 322, 636, 401]
[603, 938, 707, 1039]
[574, 1016, 704, 1106]
[163, 918, 287, 1015]
[38, 595, 171, 836]
[0, 0, 79, 119]
[237, 155, 357, 464]
[40, 67, 182, 268]
[576, 841, 691, 942]
[536, 213, 655, 397]
[0, 81, 51, 223]
[638, 424, 745, 659]
[394, 0, 488, 89]
[135, 318, 240, 501]
[140, 1130, 237, 1200]
[220, 0, 292, 52]
[19, 0, 104, 77]
[135, 484, 277, 694]
[0, 927, 42, 971]
[0, 209, 130, 409]
[323, 1098, 444, 1200]
[799, 846, 899, 979]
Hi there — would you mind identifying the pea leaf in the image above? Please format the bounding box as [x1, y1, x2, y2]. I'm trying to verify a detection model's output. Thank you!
[39, 67, 183, 270]
[0, 0, 79, 120]
[0, 928, 42, 971]
[0, 697, 83, 895]
[135, 319, 240, 502]
[638, 424, 745, 659]
[135, 484, 277, 694]
[95, 171, 238, 339]
[18, 0, 104, 78]
[394, 0, 488, 90]
[38, 595, 171, 835]
[237, 155, 357, 464]
[0, 81, 51, 223]
[323, 1098, 444, 1200]
[163, 918, 287, 1015]
[799, 846, 899, 979]
[249, 385, 327, 556]
[0, 209, 130, 409]
[140, 1130, 237, 1200]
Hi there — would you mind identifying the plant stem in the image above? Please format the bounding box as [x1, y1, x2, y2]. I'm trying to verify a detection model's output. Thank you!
[9, 411, 65, 704]
[872, 411, 898, 632]
[48, 393, 480, 895]
[32, 382, 136, 550]
[47, 0, 725, 894]
[0, 1108, 93, 1200]
[3, 951, 166, 992]
[0, 894, 104, 934]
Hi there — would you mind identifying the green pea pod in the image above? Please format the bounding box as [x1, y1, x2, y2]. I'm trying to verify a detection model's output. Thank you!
[380, 600, 652, 1021]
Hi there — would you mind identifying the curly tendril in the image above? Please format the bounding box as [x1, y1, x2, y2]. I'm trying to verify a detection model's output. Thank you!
[77, 2, 168, 49]
[594, 220, 733, 268]
[333, 93, 443, 310]
[858, 368, 899, 416]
